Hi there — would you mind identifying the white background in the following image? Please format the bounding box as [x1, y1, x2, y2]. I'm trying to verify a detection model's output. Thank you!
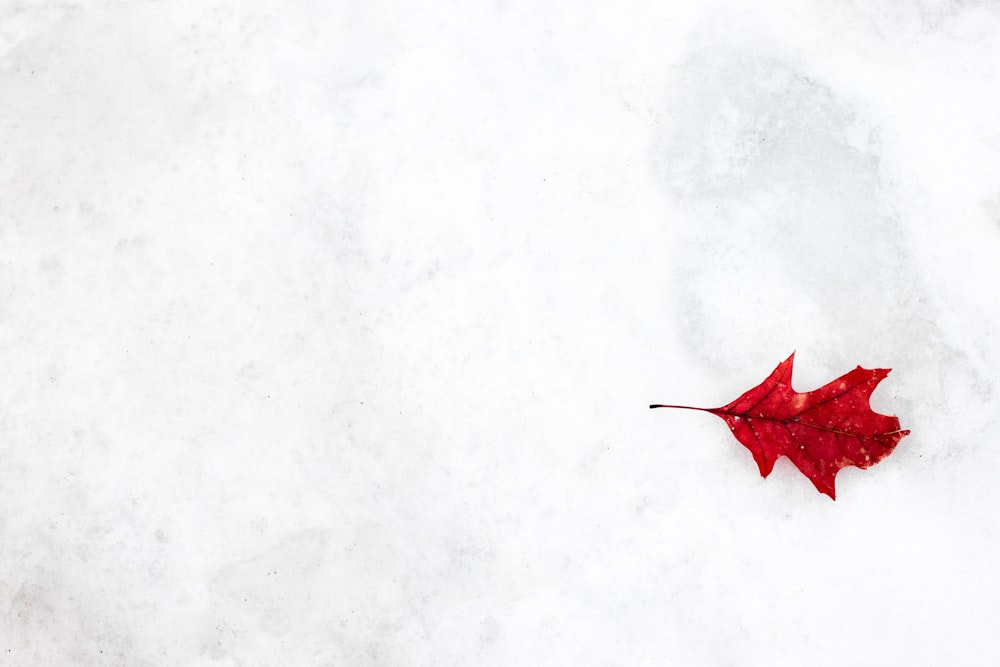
[3, 1, 1000, 664]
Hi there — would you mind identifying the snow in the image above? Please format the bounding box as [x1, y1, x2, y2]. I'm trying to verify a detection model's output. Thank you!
[2, 0, 999, 664]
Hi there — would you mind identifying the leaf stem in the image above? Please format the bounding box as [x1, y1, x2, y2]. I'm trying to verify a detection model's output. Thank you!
[648, 404, 714, 412]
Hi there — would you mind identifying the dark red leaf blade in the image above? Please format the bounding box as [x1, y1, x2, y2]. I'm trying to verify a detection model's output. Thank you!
[652, 353, 910, 499]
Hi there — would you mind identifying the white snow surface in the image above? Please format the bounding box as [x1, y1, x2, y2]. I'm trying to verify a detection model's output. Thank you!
[2, 1, 1000, 664]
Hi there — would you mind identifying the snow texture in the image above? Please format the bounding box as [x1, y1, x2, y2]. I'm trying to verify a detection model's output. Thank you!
[2, 0, 999, 664]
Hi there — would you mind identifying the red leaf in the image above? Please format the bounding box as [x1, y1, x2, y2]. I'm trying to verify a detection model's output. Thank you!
[651, 353, 909, 499]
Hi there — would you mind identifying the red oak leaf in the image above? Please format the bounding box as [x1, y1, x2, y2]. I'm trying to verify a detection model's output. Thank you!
[651, 353, 909, 499]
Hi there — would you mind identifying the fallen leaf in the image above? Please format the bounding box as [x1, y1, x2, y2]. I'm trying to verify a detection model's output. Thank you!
[650, 353, 909, 499]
